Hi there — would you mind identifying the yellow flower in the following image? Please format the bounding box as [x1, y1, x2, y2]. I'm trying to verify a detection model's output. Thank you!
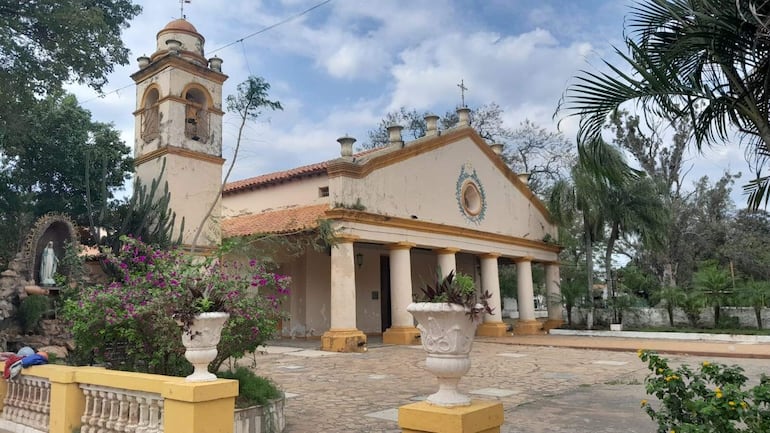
[658, 368, 664, 373]
[702, 361, 710, 367]
[670, 430, 676, 433]
[716, 392, 723, 399]
[640, 399, 648, 407]
[715, 387, 722, 393]
[637, 349, 644, 358]
[729, 401, 736, 407]
[740, 401, 748, 409]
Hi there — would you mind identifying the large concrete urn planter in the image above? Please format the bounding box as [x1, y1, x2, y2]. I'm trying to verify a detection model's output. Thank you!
[234, 397, 286, 433]
[407, 302, 480, 407]
[181, 312, 229, 382]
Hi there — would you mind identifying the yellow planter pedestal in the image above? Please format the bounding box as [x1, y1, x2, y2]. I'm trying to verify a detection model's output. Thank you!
[398, 400, 504, 433]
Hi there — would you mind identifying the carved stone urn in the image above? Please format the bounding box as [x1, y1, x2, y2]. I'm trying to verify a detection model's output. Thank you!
[407, 302, 481, 407]
[181, 312, 229, 382]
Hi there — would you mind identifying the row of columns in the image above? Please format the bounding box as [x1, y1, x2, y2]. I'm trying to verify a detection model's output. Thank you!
[320, 237, 563, 352]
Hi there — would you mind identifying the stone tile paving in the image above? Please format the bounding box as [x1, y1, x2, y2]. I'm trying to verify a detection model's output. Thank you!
[246, 341, 769, 432]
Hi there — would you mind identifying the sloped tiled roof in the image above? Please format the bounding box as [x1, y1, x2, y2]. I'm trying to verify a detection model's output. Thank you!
[222, 204, 329, 237]
[223, 147, 384, 195]
[223, 161, 329, 195]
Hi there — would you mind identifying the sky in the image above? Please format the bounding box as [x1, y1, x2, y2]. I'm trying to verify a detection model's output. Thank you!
[68, 0, 752, 206]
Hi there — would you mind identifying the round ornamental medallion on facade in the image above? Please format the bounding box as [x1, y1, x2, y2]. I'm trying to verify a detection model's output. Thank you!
[455, 165, 486, 224]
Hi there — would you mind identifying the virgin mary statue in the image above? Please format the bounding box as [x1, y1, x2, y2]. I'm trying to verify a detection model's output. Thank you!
[39, 241, 58, 286]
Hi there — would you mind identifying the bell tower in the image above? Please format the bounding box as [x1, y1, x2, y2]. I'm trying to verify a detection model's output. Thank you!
[131, 19, 228, 248]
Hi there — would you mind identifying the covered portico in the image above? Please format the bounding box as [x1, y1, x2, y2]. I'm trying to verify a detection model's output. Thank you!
[319, 209, 563, 352]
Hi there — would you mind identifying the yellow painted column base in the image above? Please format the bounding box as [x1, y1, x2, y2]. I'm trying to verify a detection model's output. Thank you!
[399, 400, 503, 433]
[542, 319, 564, 331]
[320, 328, 368, 352]
[513, 319, 544, 335]
[383, 326, 421, 345]
[476, 322, 509, 337]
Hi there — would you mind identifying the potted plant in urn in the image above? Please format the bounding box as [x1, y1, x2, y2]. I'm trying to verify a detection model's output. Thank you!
[407, 270, 492, 407]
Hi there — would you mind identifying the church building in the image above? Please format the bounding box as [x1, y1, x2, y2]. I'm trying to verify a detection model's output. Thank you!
[132, 19, 564, 353]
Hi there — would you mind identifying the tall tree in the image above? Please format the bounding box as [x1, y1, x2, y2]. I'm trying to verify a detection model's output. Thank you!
[0, 93, 132, 267]
[561, 0, 770, 209]
[190, 76, 282, 252]
[0, 0, 140, 147]
[723, 209, 770, 280]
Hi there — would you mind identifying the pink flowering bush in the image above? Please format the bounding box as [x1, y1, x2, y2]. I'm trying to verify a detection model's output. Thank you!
[63, 236, 289, 376]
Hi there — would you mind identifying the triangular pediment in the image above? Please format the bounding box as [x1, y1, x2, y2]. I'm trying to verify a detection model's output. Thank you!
[327, 127, 556, 242]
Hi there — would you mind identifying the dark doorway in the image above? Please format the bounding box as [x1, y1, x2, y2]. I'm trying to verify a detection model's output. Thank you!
[380, 255, 392, 331]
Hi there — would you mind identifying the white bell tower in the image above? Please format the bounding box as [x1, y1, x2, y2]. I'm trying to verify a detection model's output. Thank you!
[131, 19, 228, 248]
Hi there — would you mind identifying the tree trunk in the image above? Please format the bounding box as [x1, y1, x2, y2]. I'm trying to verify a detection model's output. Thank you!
[566, 306, 573, 327]
[755, 306, 763, 330]
[667, 305, 674, 327]
[584, 213, 594, 330]
[605, 223, 619, 323]
[714, 305, 721, 327]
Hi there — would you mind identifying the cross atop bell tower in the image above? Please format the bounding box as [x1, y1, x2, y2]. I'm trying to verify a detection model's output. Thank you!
[130, 19, 228, 249]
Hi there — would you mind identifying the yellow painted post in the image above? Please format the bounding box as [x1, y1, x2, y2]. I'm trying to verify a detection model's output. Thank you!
[30, 365, 84, 433]
[0, 375, 7, 413]
[162, 379, 238, 433]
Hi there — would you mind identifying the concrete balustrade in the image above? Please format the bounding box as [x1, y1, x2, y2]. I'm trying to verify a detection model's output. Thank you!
[0, 364, 237, 433]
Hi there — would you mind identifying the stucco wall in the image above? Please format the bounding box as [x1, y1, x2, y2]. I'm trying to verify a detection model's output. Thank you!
[134, 155, 221, 246]
[330, 136, 555, 242]
[304, 248, 331, 334]
[222, 176, 330, 217]
[567, 307, 770, 329]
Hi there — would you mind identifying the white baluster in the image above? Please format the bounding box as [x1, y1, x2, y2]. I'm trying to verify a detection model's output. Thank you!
[125, 395, 139, 432]
[81, 388, 94, 433]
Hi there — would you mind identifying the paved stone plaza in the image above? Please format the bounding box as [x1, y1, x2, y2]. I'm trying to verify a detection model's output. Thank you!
[247, 339, 769, 432]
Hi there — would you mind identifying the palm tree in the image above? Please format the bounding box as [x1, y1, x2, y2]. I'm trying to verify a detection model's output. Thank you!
[561, 0, 770, 208]
[549, 162, 614, 329]
[693, 262, 733, 327]
[602, 175, 667, 306]
[653, 286, 686, 327]
[738, 280, 770, 329]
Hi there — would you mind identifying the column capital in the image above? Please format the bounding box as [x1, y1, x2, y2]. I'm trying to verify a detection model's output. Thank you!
[543, 260, 561, 266]
[387, 241, 416, 250]
[479, 252, 501, 259]
[335, 234, 360, 243]
[514, 255, 534, 263]
[434, 247, 460, 254]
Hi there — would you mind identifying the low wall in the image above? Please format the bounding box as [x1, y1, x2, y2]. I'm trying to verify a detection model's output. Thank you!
[564, 307, 770, 329]
[0, 364, 238, 433]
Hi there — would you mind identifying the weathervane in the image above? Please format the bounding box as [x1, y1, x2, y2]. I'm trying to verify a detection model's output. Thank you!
[180, 0, 191, 19]
[457, 79, 468, 107]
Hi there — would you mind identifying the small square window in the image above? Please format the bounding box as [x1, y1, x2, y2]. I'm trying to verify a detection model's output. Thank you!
[318, 186, 329, 197]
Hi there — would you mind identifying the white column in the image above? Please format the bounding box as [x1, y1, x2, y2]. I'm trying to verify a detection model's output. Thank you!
[389, 242, 415, 327]
[330, 237, 357, 329]
[435, 248, 459, 278]
[546, 262, 563, 321]
[480, 254, 502, 323]
[516, 257, 536, 322]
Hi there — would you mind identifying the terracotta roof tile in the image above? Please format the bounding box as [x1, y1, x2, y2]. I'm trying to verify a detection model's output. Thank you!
[223, 147, 384, 195]
[222, 204, 329, 237]
[223, 161, 328, 194]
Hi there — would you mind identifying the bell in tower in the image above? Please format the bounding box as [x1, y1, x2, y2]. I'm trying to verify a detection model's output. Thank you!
[130, 19, 228, 249]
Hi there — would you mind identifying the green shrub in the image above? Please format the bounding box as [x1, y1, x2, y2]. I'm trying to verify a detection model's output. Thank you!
[18, 295, 50, 333]
[639, 350, 770, 432]
[217, 367, 282, 408]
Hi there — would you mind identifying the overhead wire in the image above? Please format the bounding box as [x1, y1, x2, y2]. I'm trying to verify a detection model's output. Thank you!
[80, 0, 332, 105]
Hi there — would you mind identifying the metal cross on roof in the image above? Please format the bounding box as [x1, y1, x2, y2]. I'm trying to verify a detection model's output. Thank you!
[180, 0, 191, 19]
[457, 79, 468, 107]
